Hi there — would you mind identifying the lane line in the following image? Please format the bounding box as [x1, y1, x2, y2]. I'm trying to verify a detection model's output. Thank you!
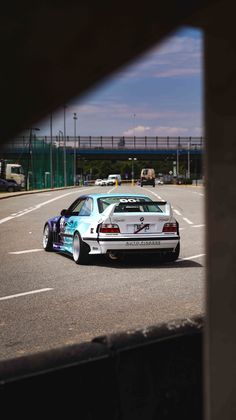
[177, 253, 205, 262]
[107, 186, 118, 194]
[140, 187, 163, 200]
[0, 187, 95, 225]
[183, 217, 194, 225]
[0, 288, 53, 301]
[9, 249, 43, 255]
[173, 209, 182, 216]
[193, 192, 204, 196]
[0, 216, 14, 224]
[192, 224, 205, 228]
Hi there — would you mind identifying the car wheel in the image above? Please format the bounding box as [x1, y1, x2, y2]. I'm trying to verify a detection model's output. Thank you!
[162, 242, 180, 263]
[72, 232, 90, 264]
[105, 251, 124, 263]
[7, 186, 14, 192]
[43, 223, 53, 251]
[140, 183, 143, 187]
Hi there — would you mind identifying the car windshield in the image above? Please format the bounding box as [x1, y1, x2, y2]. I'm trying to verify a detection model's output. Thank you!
[97, 196, 163, 213]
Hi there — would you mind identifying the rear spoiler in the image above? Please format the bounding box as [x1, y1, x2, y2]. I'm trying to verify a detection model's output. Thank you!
[101, 201, 172, 219]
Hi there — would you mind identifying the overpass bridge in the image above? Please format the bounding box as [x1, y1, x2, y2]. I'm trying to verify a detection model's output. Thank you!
[1, 136, 204, 189]
[2, 135, 204, 160]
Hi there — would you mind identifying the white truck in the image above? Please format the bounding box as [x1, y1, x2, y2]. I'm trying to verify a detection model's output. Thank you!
[0, 160, 25, 188]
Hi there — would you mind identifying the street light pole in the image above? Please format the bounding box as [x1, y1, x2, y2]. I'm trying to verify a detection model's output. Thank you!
[73, 113, 77, 186]
[133, 114, 136, 148]
[129, 157, 137, 186]
[26, 127, 40, 190]
[176, 145, 179, 179]
[50, 113, 53, 188]
[187, 138, 191, 179]
[63, 105, 67, 187]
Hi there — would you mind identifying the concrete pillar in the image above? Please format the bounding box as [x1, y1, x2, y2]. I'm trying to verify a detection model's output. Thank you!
[204, 2, 236, 418]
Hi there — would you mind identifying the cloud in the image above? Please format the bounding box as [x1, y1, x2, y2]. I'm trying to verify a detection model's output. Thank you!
[153, 67, 200, 78]
[123, 126, 203, 137]
[123, 126, 151, 136]
[114, 32, 202, 80]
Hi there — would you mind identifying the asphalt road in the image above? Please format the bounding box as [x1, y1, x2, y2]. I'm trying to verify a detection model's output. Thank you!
[0, 184, 205, 361]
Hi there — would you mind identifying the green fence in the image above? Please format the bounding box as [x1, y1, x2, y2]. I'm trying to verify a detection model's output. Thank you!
[10, 137, 74, 190]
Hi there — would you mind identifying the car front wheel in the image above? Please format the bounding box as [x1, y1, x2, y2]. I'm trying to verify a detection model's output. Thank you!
[43, 223, 53, 251]
[72, 232, 90, 264]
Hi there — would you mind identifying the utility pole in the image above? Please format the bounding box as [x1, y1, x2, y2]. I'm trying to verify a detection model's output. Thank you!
[50, 113, 53, 188]
[73, 112, 77, 186]
[187, 138, 191, 179]
[63, 105, 67, 187]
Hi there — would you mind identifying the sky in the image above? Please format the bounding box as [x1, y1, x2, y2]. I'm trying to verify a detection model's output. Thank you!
[37, 26, 203, 138]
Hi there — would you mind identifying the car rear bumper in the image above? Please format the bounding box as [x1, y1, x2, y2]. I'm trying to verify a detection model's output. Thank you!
[84, 235, 180, 255]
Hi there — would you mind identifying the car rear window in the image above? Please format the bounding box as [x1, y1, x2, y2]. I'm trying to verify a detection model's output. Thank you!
[98, 197, 163, 213]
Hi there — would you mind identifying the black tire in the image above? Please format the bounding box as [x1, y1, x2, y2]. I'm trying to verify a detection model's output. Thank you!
[43, 223, 53, 251]
[140, 183, 143, 187]
[7, 186, 14, 192]
[72, 232, 90, 264]
[162, 242, 180, 263]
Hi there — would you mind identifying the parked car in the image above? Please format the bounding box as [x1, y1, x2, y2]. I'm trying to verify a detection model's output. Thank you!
[95, 179, 108, 186]
[0, 178, 21, 192]
[95, 179, 103, 185]
[43, 193, 180, 264]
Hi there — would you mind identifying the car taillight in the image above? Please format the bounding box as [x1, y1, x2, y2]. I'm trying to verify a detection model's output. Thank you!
[162, 222, 177, 233]
[99, 223, 120, 233]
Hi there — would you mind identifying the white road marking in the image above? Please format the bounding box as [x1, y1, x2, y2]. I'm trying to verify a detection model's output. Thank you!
[178, 253, 205, 262]
[0, 288, 53, 301]
[192, 224, 205, 228]
[0, 187, 95, 225]
[183, 217, 194, 225]
[140, 187, 163, 200]
[9, 249, 43, 254]
[107, 186, 117, 194]
[173, 209, 182, 216]
[193, 192, 204, 196]
[0, 216, 14, 224]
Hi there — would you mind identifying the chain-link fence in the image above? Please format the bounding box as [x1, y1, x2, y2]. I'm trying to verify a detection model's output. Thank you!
[2, 136, 75, 190]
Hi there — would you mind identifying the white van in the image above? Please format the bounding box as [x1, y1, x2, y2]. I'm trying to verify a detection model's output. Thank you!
[107, 174, 122, 185]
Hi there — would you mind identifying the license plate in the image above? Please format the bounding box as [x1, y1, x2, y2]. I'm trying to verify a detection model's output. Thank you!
[134, 224, 150, 233]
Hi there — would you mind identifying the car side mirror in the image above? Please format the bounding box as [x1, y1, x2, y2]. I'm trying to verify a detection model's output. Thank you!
[60, 209, 67, 216]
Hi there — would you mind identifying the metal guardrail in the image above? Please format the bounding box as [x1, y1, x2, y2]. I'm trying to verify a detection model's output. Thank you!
[2, 136, 204, 152]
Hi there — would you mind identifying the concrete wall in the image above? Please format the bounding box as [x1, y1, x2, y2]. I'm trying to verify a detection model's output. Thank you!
[0, 316, 203, 419]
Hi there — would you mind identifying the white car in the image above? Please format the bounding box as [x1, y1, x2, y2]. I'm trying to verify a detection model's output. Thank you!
[43, 193, 180, 264]
[95, 179, 107, 186]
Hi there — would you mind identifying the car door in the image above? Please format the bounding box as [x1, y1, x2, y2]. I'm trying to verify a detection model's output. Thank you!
[60, 198, 93, 248]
